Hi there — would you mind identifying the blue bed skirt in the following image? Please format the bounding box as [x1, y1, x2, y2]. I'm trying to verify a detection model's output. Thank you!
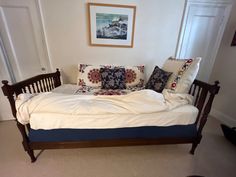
[28, 124, 197, 142]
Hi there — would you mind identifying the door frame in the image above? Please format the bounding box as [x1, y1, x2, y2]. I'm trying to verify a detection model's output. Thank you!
[176, 0, 232, 59]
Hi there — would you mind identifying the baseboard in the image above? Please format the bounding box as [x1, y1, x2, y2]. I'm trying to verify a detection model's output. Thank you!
[211, 108, 236, 127]
[0, 117, 14, 121]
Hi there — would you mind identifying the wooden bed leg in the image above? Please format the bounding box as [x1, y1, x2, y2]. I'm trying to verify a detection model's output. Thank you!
[190, 135, 202, 155]
[16, 122, 37, 162]
[190, 142, 198, 155]
[26, 149, 36, 163]
[23, 139, 36, 162]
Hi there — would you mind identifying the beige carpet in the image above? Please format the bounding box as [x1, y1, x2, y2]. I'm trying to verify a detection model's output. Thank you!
[0, 117, 235, 177]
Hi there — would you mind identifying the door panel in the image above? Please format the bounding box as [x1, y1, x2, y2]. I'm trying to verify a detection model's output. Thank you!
[177, 1, 232, 82]
[1, 6, 43, 80]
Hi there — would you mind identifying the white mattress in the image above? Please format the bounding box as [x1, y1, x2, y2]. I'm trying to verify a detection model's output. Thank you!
[18, 84, 199, 130]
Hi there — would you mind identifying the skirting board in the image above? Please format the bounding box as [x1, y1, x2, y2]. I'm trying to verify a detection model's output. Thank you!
[0, 117, 14, 121]
[211, 108, 236, 127]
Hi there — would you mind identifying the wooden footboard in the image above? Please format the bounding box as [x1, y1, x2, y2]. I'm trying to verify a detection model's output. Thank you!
[1, 69, 220, 162]
[188, 79, 220, 154]
[2, 69, 61, 118]
[189, 80, 220, 134]
[1, 69, 61, 162]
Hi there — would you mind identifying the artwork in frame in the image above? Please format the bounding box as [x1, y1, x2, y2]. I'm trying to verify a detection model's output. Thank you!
[88, 3, 136, 48]
[231, 31, 236, 46]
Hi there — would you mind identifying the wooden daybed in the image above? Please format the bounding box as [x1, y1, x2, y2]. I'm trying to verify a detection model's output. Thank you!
[1, 69, 220, 162]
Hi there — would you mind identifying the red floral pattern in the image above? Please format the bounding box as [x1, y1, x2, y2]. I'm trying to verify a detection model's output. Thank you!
[88, 69, 101, 84]
[78, 79, 86, 86]
[137, 79, 145, 87]
[79, 64, 89, 73]
[137, 65, 144, 73]
[125, 69, 137, 83]
[78, 64, 145, 88]
[171, 59, 193, 91]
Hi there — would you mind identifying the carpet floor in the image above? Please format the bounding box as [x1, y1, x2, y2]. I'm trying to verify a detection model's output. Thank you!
[0, 117, 235, 177]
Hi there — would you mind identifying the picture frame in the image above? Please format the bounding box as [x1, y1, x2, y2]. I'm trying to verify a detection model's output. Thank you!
[88, 3, 136, 48]
[231, 31, 236, 46]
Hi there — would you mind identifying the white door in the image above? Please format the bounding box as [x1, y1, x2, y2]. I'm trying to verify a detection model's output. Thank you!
[0, 0, 50, 121]
[176, 0, 232, 82]
[0, 0, 50, 82]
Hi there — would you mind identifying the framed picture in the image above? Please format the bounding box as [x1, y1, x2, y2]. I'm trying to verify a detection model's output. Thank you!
[231, 31, 236, 46]
[88, 3, 136, 48]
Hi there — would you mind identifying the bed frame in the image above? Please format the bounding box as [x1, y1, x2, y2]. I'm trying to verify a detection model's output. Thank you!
[1, 69, 220, 162]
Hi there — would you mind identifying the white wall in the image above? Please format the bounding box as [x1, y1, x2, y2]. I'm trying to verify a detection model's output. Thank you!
[210, 1, 236, 126]
[40, 0, 185, 84]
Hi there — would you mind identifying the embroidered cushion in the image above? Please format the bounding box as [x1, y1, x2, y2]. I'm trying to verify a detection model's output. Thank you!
[77, 64, 145, 88]
[145, 66, 172, 93]
[125, 65, 145, 88]
[162, 57, 201, 93]
[101, 65, 145, 88]
[77, 64, 101, 87]
[100, 68, 126, 90]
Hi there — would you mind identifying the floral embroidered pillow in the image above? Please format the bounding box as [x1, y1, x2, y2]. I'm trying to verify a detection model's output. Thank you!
[162, 57, 201, 93]
[77, 64, 101, 87]
[100, 68, 126, 90]
[145, 66, 172, 93]
[77, 64, 145, 88]
[100, 65, 145, 88]
[125, 65, 145, 88]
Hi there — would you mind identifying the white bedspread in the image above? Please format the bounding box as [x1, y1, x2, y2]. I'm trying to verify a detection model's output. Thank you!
[15, 89, 198, 129]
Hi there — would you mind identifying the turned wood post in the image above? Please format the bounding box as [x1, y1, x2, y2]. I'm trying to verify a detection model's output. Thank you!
[197, 81, 220, 136]
[190, 81, 220, 154]
[17, 121, 36, 162]
[1, 80, 36, 162]
[53, 68, 61, 87]
[1, 80, 17, 118]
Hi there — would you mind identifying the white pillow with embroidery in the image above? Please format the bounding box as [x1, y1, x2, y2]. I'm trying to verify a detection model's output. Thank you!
[125, 65, 145, 88]
[162, 57, 201, 93]
[77, 64, 145, 88]
[77, 64, 101, 87]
